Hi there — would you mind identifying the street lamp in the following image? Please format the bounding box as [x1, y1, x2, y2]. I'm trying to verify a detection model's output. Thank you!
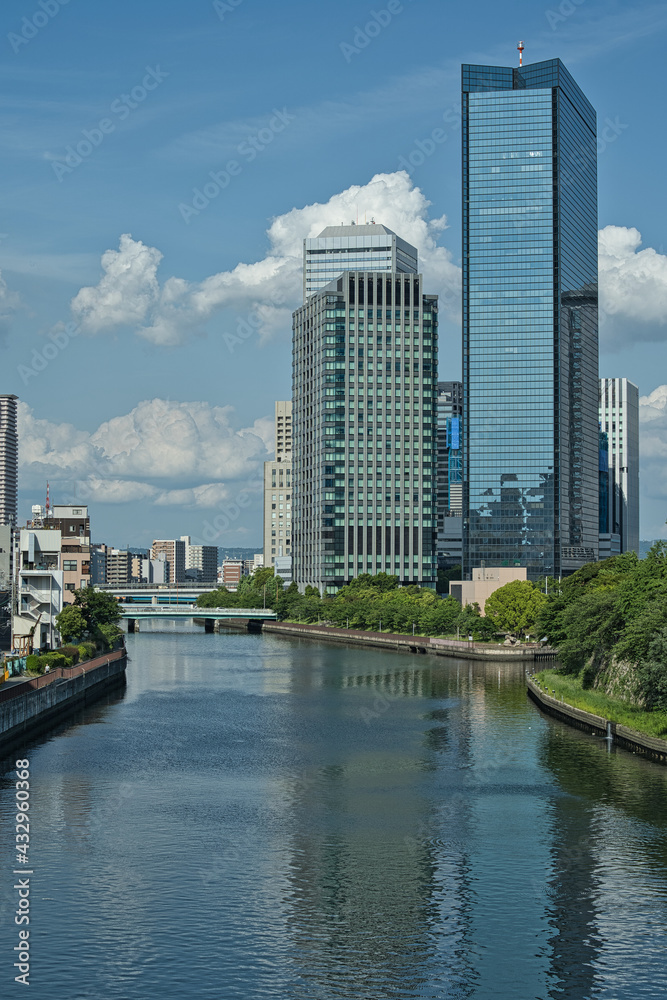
[412, 622, 416, 635]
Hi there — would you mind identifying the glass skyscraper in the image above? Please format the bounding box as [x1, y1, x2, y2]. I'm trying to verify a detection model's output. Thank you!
[462, 59, 599, 580]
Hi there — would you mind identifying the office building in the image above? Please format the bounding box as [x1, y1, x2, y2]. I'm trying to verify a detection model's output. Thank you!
[436, 382, 463, 570]
[462, 59, 599, 580]
[292, 269, 438, 594]
[303, 223, 418, 300]
[263, 402, 292, 569]
[0, 394, 18, 526]
[599, 378, 639, 554]
[151, 539, 185, 583]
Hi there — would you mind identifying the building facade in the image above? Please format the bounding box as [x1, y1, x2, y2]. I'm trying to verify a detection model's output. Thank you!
[48, 504, 91, 600]
[436, 381, 463, 570]
[292, 269, 438, 594]
[462, 59, 599, 580]
[0, 394, 18, 527]
[599, 377, 639, 554]
[13, 528, 64, 651]
[181, 536, 218, 583]
[263, 402, 293, 568]
[151, 539, 185, 583]
[106, 549, 132, 586]
[303, 223, 418, 301]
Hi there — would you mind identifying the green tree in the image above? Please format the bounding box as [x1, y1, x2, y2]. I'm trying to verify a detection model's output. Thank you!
[74, 587, 122, 629]
[55, 605, 88, 643]
[484, 581, 547, 636]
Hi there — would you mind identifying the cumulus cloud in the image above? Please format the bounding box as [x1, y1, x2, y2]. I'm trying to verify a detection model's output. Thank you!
[66, 171, 461, 346]
[0, 270, 20, 346]
[18, 398, 270, 507]
[599, 226, 667, 347]
[71, 234, 163, 334]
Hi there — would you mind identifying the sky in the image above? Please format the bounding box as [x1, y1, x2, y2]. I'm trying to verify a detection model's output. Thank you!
[1, 0, 667, 549]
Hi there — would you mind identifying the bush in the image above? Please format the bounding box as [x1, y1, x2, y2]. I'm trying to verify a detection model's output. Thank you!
[25, 654, 43, 675]
[78, 641, 97, 661]
[41, 653, 73, 670]
[58, 644, 80, 664]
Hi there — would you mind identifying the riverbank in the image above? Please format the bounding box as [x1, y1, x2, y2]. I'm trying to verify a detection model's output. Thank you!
[207, 617, 556, 662]
[0, 647, 127, 750]
[527, 673, 667, 763]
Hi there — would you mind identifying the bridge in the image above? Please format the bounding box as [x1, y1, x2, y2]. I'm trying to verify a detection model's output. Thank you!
[118, 605, 277, 633]
[102, 585, 214, 605]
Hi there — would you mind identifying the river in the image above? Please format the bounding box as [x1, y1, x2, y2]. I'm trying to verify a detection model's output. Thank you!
[2, 624, 667, 999]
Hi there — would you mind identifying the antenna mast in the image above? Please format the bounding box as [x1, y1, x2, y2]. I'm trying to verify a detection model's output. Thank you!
[517, 40, 524, 67]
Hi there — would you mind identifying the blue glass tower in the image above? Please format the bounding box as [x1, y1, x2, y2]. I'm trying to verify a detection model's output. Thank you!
[462, 59, 599, 580]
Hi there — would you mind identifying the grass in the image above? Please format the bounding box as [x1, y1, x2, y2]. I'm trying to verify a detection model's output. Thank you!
[535, 669, 667, 739]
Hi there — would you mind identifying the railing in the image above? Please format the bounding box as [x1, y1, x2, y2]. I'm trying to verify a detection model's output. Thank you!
[0, 647, 126, 705]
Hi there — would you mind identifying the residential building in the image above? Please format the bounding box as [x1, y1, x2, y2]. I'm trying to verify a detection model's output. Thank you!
[151, 539, 185, 583]
[181, 535, 219, 584]
[599, 378, 640, 555]
[47, 504, 91, 601]
[263, 402, 293, 568]
[13, 528, 64, 651]
[292, 269, 438, 594]
[436, 381, 463, 570]
[0, 394, 18, 527]
[222, 558, 245, 591]
[303, 223, 418, 301]
[106, 549, 132, 586]
[462, 58, 599, 580]
[141, 554, 168, 584]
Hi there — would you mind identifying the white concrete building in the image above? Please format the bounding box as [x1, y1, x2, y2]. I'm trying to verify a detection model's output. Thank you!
[599, 378, 640, 555]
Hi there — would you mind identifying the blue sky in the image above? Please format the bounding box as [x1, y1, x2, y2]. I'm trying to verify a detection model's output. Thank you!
[2, 0, 667, 548]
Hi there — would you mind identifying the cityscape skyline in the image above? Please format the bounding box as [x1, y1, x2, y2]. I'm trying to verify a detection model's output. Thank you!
[1, 0, 666, 548]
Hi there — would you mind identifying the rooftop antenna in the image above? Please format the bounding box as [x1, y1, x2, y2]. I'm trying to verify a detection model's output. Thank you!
[517, 40, 524, 67]
[45, 481, 51, 519]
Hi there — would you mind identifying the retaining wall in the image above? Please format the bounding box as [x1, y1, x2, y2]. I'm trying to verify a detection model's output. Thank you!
[526, 674, 667, 764]
[0, 648, 127, 749]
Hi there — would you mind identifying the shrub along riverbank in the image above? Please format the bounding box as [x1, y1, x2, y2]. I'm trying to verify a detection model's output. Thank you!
[536, 542, 667, 712]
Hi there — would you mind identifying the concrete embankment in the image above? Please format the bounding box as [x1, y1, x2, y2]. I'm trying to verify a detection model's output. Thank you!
[526, 674, 667, 764]
[210, 617, 555, 662]
[0, 648, 127, 750]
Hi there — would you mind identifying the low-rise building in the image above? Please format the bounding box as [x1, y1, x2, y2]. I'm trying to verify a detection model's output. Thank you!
[449, 566, 528, 616]
[13, 528, 64, 651]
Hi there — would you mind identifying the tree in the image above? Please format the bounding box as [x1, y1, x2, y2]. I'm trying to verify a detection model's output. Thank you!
[73, 587, 122, 629]
[55, 605, 88, 643]
[484, 581, 546, 636]
[436, 565, 461, 595]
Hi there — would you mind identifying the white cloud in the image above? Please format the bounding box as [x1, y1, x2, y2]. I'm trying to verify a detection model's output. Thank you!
[66, 171, 461, 347]
[599, 226, 667, 346]
[18, 398, 270, 507]
[0, 269, 20, 345]
[639, 386, 667, 535]
[71, 233, 163, 335]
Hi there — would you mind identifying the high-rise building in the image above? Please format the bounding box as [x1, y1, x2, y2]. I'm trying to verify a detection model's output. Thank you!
[0, 394, 18, 527]
[292, 269, 438, 594]
[263, 401, 292, 568]
[106, 548, 132, 586]
[151, 539, 185, 583]
[462, 59, 599, 580]
[436, 382, 463, 571]
[180, 535, 218, 583]
[599, 378, 639, 554]
[303, 224, 418, 301]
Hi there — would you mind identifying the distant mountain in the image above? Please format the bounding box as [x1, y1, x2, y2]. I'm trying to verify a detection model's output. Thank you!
[640, 539, 664, 559]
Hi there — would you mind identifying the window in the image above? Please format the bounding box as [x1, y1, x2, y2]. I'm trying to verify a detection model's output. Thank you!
[63, 560, 78, 572]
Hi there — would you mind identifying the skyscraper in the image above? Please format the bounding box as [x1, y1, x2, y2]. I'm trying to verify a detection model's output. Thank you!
[303, 224, 418, 300]
[462, 59, 599, 580]
[599, 377, 639, 555]
[263, 401, 292, 567]
[0, 394, 18, 526]
[292, 269, 438, 594]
